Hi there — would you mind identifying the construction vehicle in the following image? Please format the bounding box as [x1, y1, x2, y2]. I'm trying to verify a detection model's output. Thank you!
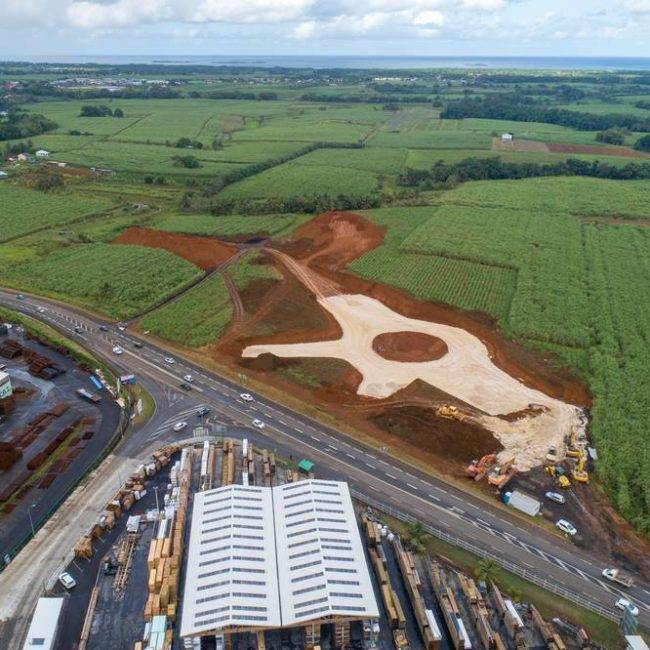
[602, 568, 634, 588]
[436, 405, 468, 422]
[545, 445, 559, 464]
[572, 452, 589, 484]
[103, 557, 118, 576]
[487, 457, 516, 490]
[546, 465, 571, 488]
[465, 454, 496, 481]
[393, 629, 410, 649]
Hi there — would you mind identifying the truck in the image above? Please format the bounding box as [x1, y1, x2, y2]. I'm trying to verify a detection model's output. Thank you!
[602, 568, 634, 588]
[76, 388, 101, 404]
[503, 490, 541, 517]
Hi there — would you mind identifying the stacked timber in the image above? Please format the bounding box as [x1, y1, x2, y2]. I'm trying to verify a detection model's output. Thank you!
[74, 536, 93, 559]
[392, 538, 441, 649]
[366, 540, 404, 629]
[457, 574, 506, 650]
[530, 605, 566, 650]
[429, 563, 472, 650]
[262, 450, 271, 486]
[221, 439, 234, 486]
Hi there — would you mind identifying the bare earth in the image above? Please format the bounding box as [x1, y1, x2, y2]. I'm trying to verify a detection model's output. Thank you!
[243, 293, 582, 470]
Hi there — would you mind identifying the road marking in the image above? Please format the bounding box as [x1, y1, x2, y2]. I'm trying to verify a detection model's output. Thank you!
[365, 463, 375, 470]
[428, 494, 440, 502]
[278, 419, 287, 425]
[346, 453, 356, 460]
[406, 483, 419, 491]
[450, 506, 465, 515]
[328, 445, 338, 451]
[310, 435, 320, 442]
[295, 427, 303, 433]
[386, 473, 397, 480]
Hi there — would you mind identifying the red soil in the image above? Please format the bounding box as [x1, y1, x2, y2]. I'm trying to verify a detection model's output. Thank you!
[373, 331, 448, 362]
[113, 227, 236, 271]
[547, 142, 648, 159]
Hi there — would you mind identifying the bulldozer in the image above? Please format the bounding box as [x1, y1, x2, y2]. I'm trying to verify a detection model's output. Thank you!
[572, 452, 589, 484]
[465, 454, 497, 481]
[436, 404, 468, 422]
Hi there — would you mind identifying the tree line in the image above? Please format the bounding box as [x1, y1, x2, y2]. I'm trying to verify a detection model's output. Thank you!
[399, 156, 650, 190]
[299, 92, 433, 105]
[0, 111, 57, 141]
[441, 94, 650, 132]
[80, 105, 124, 117]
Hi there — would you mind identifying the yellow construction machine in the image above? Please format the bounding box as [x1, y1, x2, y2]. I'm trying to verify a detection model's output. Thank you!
[572, 452, 589, 484]
[436, 405, 468, 422]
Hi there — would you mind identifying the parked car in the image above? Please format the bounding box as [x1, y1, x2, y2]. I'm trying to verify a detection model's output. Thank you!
[615, 598, 639, 616]
[545, 491, 565, 504]
[173, 421, 188, 432]
[240, 393, 254, 402]
[183, 374, 193, 383]
[252, 419, 265, 429]
[37, 307, 46, 313]
[133, 341, 143, 349]
[197, 406, 210, 417]
[117, 323, 127, 331]
[164, 357, 175, 364]
[112, 346, 123, 355]
[99, 325, 108, 332]
[74, 326, 83, 334]
[180, 383, 192, 391]
[556, 519, 577, 536]
[58, 572, 76, 590]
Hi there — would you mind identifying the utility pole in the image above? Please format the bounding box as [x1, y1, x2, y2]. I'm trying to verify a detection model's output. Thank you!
[27, 503, 36, 538]
[153, 485, 160, 512]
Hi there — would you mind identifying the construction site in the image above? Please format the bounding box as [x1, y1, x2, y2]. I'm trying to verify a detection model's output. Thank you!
[26, 430, 604, 650]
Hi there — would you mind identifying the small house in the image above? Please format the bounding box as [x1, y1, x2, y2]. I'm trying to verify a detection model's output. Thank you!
[35, 149, 50, 158]
[0, 171, 8, 179]
[501, 133, 513, 141]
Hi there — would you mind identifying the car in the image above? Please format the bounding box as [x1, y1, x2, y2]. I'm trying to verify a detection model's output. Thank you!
[74, 326, 83, 334]
[99, 325, 108, 332]
[112, 346, 124, 355]
[240, 393, 254, 402]
[16, 294, 25, 301]
[252, 419, 265, 429]
[555, 519, 577, 536]
[545, 491, 565, 504]
[0, 363, 6, 371]
[164, 357, 175, 364]
[133, 341, 143, 349]
[172, 421, 188, 432]
[183, 374, 193, 383]
[58, 572, 76, 590]
[117, 323, 127, 331]
[180, 383, 192, 391]
[197, 406, 211, 417]
[615, 598, 639, 616]
[37, 307, 46, 313]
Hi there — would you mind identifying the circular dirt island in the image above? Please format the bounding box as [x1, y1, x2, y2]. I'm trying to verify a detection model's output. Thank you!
[372, 331, 448, 363]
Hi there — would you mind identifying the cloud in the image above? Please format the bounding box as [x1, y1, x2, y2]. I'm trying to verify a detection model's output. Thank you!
[621, 0, 650, 12]
[292, 20, 317, 39]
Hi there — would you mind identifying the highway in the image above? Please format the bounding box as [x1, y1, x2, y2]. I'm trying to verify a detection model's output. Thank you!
[1, 288, 649, 633]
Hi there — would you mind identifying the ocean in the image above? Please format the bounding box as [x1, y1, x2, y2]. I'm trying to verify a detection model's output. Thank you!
[12, 55, 650, 71]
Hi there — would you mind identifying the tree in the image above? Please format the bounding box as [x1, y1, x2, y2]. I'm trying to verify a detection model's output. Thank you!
[405, 521, 427, 552]
[634, 134, 650, 152]
[113, 107, 124, 118]
[596, 128, 626, 145]
[474, 558, 497, 585]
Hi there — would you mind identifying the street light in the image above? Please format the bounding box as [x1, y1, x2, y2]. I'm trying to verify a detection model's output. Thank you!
[27, 503, 36, 538]
[153, 485, 160, 513]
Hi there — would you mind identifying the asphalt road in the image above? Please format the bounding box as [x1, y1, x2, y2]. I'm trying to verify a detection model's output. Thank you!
[1, 289, 649, 631]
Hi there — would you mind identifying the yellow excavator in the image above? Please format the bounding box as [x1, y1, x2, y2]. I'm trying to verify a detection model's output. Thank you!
[572, 452, 589, 484]
[546, 465, 571, 488]
[436, 404, 468, 422]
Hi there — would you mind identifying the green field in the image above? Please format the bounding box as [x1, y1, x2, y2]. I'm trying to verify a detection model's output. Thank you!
[0, 243, 202, 318]
[0, 183, 115, 242]
[352, 177, 650, 533]
[152, 212, 310, 238]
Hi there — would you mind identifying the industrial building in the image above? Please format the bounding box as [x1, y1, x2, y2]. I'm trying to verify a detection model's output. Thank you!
[22, 598, 64, 650]
[180, 479, 379, 639]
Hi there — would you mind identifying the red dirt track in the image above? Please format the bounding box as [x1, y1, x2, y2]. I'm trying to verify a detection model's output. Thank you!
[547, 142, 648, 158]
[113, 226, 236, 270]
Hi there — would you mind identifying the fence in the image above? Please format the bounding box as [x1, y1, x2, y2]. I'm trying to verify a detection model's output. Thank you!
[351, 489, 619, 622]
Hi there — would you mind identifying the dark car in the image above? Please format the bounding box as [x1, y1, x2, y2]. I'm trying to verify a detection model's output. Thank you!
[99, 325, 108, 332]
[197, 406, 210, 417]
[74, 326, 83, 334]
[133, 341, 143, 349]
[180, 383, 192, 391]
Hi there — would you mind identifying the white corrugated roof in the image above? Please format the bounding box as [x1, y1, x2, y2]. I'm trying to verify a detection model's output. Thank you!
[181, 480, 378, 637]
[22, 598, 64, 650]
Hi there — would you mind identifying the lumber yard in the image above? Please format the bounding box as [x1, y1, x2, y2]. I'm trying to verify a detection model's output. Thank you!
[14, 419, 612, 650]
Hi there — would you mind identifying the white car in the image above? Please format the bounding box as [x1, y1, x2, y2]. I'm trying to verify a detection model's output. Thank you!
[173, 421, 188, 432]
[112, 346, 124, 355]
[252, 419, 265, 429]
[615, 598, 639, 617]
[240, 393, 254, 402]
[556, 519, 577, 536]
[59, 572, 77, 590]
[37, 307, 46, 313]
[117, 323, 127, 331]
[183, 374, 194, 383]
[545, 491, 565, 504]
[164, 357, 175, 364]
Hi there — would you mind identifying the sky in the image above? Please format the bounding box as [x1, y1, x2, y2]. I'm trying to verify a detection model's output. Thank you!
[2, 0, 650, 58]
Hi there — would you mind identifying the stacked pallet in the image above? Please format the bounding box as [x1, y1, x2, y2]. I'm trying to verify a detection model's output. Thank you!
[241, 439, 255, 486]
[392, 537, 441, 649]
[457, 573, 506, 650]
[74, 536, 93, 559]
[429, 563, 472, 650]
[530, 605, 566, 650]
[262, 449, 271, 486]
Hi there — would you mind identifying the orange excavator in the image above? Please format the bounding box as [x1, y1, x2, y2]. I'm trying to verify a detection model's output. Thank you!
[487, 457, 517, 490]
[465, 454, 497, 481]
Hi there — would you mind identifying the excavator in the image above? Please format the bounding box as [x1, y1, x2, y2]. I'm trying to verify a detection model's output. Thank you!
[572, 452, 589, 484]
[465, 454, 497, 481]
[487, 457, 517, 490]
[546, 465, 571, 488]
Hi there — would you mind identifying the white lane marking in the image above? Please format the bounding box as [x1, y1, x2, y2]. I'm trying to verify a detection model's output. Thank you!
[386, 473, 397, 480]
[450, 506, 465, 515]
[328, 445, 338, 451]
[310, 436, 320, 442]
[278, 419, 287, 425]
[428, 494, 440, 502]
[365, 463, 375, 470]
[295, 427, 303, 433]
[477, 519, 492, 528]
[406, 483, 419, 491]
[346, 453, 356, 460]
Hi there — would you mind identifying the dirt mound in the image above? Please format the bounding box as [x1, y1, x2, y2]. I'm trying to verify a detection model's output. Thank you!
[547, 142, 648, 159]
[373, 331, 448, 362]
[113, 227, 236, 270]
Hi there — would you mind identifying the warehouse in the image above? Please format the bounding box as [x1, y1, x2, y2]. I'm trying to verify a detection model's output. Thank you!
[22, 597, 64, 650]
[180, 479, 379, 638]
